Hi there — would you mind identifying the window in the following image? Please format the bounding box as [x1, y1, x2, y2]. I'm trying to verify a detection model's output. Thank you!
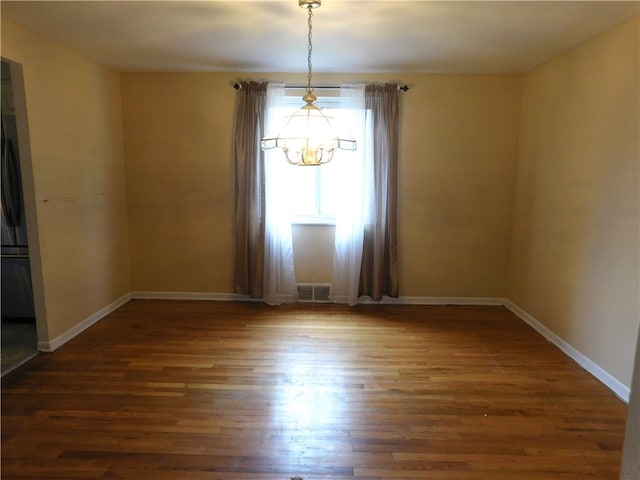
[267, 93, 356, 225]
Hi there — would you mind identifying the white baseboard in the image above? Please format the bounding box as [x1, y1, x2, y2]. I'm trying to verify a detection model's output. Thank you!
[504, 300, 630, 403]
[38, 292, 132, 352]
[129, 291, 504, 306]
[131, 291, 256, 302]
[375, 296, 504, 306]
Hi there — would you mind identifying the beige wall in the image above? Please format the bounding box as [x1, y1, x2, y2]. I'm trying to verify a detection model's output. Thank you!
[1, 19, 131, 341]
[508, 17, 640, 386]
[121, 72, 237, 293]
[399, 74, 521, 297]
[121, 72, 522, 296]
[292, 224, 335, 283]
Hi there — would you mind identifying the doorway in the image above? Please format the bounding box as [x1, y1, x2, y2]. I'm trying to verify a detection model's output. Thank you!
[1, 59, 38, 375]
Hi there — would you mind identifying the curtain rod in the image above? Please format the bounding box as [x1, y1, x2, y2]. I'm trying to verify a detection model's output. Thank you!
[233, 83, 409, 92]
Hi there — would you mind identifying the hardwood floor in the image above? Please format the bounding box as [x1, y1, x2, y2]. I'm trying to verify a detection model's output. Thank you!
[1, 300, 629, 479]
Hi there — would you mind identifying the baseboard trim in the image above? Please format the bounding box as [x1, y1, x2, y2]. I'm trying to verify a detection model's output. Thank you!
[374, 296, 505, 306]
[131, 291, 256, 302]
[130, 291, 505, 306]
[37, 292, 132, 352]
[504, 300, 630, 403]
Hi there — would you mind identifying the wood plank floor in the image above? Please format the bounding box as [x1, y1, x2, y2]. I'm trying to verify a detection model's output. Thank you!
[1, 300, 629, 479]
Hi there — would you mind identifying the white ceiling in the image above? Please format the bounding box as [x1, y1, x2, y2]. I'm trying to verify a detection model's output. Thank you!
[1, 1, 638, 74]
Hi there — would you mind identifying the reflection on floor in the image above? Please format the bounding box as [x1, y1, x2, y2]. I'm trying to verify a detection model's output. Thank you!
[1, 318, 38, 376]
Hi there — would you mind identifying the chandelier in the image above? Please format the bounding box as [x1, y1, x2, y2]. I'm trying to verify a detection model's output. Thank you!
[261, 0, 356, 166]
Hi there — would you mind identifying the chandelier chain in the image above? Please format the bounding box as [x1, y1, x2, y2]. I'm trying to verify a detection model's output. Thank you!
[307, 5, 313, 94]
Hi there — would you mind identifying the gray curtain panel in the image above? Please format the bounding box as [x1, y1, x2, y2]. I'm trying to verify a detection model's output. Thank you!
[359, 83, 400, 300]
[233, 81, 268, 298]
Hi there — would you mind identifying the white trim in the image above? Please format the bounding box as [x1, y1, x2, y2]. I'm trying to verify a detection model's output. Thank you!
[504, 300, 630, 403]
[131, 292, 504, 306]
[38, 292, 131, 352]
[131, 291, 256, 302]
[291, 216, 336, 226]
[377, 296, 505, 306]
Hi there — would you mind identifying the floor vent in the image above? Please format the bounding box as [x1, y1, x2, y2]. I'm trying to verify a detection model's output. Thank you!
[297, 283, 331, 303]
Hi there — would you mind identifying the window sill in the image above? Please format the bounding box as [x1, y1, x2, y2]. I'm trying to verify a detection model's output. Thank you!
[291, 216, 336, 226]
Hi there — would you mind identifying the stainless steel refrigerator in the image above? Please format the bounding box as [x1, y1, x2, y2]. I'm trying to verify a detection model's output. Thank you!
[1, 61, 34, 320]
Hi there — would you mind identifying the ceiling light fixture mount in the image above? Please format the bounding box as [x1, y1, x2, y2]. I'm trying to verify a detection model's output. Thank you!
[261, 0, 356, 166]
[299, 0, 321, 9]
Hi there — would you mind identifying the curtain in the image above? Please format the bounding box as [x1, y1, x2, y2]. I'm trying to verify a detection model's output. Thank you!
[233, 81, 267, 298]
[359, 83, 400, 300]
[235, 81, 398, 304]
[263, 84, 298, 305]
[330, 84, 370, 305]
